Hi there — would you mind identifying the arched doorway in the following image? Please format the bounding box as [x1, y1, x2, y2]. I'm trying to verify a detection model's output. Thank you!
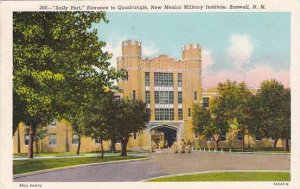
[150, 125, 178, 148]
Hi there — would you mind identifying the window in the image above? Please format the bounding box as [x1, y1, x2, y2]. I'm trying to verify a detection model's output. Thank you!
[188, 108, 191, 117]
[132, 90, 136, 99]
[194, 91, 197, 100]
[203, 97, 209, 108]
[154, 91, 174, 104]
[122, 70, 128, 81]
[145, 91, 150, 104]
[178, 91, 182, 103]
[170, 109, 174, 120]
[155, 108, 174, 120]
[195, 132, 199, 139]
[49, 133, 57, 145]
[178, 73, 182, 87]
[145, 72, 150, 86]
[255, 134, 262, 141]
[220, 134, 226, 141]
[24, 134, 29, 145]
[169, 91, 174, 103]
[237, 131, 243, 141]
[168, 73, 173, 86]
[95, 137, 101, 144]
[154, 72, 173, 87]
[72, 133, 79, 144]
[154, 73, 159, 86]
[155, 91, 159, 103]
[178, 109, 183, 120]
[159, 73, 163, 86]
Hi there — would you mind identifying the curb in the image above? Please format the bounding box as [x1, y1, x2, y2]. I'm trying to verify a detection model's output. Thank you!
[13, 156, 153, 179]
[13, 153, 149, 161]
[192, 150, 290, 155]
[141, 169, 291, 182]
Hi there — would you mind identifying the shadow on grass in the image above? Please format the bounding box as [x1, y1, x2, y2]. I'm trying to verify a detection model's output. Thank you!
[14, 155, 146, 175]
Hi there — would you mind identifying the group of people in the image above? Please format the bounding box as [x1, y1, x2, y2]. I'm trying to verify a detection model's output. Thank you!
[173, 139, 193, 153]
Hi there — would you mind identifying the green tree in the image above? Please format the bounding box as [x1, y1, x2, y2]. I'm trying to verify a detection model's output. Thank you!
[13, 12, 125, 158]
[84, 92, 117, 158]
[193, 97, 229, 150]
[217, 81, 253, 151]
[115, 98, 150, 156]
[192, 104, 211, 144]
[256, 80, 291, 151]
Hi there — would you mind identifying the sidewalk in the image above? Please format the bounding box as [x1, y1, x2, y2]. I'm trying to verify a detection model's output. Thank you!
[13, 152, 149, 160]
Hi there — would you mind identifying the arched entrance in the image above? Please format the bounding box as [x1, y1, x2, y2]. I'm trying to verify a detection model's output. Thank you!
[150, 125, 179, 149]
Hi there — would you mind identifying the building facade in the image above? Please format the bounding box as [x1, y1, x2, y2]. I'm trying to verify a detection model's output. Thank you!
[13, 40, 287, 154]
[117, 40, 202, 150]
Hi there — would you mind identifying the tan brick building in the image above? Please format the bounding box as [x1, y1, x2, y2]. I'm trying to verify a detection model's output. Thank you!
[13, 40, 287, 154]
[118, 40, 202, 150]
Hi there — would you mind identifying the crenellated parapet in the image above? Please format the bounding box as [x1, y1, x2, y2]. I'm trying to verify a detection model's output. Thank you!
[122, 40, 142, 58]
[182, 43, 201, 61]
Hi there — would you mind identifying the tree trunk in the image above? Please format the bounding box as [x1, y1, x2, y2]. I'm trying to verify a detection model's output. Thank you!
[241, 134, 245, 152]
[100, 138, 104, 158]
[76, 135, 81, 155]
[247, 134, 251, 149]
[273, 138, 278, 150]
[110, 138, 116, 152]
[284, 138, 289, 152]
[28, 125, 35, 159]
[121, 137, 129, 156]
[216, 140, 219, 151]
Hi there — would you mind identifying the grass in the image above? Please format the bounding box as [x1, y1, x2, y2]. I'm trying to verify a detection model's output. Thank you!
[13, 150, 143, 158]
[146, 172, 290, 182]
[14, 152, 91, 158]
[14, 155, 146, 175]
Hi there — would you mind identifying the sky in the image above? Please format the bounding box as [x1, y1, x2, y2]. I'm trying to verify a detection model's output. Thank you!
[94, 12, 290, 89]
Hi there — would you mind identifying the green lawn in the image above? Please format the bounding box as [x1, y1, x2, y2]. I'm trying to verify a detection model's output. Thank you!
[13, 152, 93, 158]
[13, 150, 143, 158]
[14, 155, 146, 175]
[146, 172, 290, 182]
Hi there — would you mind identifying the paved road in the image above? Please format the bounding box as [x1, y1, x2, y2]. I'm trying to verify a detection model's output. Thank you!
[14, 150, 290, 182]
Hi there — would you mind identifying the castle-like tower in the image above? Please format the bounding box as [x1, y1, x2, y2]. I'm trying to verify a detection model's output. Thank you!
[117, 40, 202, 150]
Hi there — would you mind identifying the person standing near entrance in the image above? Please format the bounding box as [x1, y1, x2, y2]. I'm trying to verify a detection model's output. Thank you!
[173, 140, 178, 153]
[180, 139, 186, 153]
[187, 139, 192, 153]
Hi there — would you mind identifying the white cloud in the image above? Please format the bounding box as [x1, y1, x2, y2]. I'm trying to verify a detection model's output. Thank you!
[103, 38, 159, 68]
[202, 50, 214, 70]
[142, 41, 159, 57]
[227, 33, 254, 70]
[203, 64, 289, 89]
[102, 36, 126, 68]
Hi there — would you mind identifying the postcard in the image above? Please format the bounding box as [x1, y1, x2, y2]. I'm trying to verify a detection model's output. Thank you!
[1, 0, 300, 189]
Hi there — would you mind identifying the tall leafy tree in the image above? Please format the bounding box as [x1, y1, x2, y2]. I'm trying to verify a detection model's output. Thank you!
[193, 98, 229, 150]
[13, 12, 125, 158]
[256, 80, 291, 151]
[115, 98, 150, 156]
[84, 92, 117, 158]
[217, 81, 253, 151]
